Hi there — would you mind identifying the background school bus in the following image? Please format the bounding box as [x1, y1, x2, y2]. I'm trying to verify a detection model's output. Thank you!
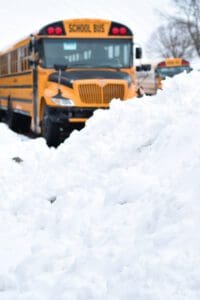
[135, 58, 192, 96]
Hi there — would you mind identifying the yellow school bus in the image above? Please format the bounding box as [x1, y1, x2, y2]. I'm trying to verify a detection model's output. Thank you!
[136, 58, 192, 96]
[155, 58, 192, 79]
[0, 19, 141, 146]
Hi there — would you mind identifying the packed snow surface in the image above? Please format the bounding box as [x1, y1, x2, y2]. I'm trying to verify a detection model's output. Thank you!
[1, 71, 200, 299]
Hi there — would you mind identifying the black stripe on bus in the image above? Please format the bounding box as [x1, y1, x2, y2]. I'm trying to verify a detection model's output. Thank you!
[0, 105, 30, 116]
[0, 85, 33, 89]
[0, 71, 32, 78]
[0, 97, 32, 103]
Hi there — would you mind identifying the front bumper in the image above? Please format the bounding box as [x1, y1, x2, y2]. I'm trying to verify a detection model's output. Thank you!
[47, 106, 101, 124]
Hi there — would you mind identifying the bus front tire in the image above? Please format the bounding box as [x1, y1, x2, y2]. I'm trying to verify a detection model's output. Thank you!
[42, 105, 60, 147]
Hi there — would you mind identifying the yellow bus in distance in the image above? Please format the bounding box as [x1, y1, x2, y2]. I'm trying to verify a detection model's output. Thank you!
[155, 58, 192, 79]
[0, 19, 142, 146]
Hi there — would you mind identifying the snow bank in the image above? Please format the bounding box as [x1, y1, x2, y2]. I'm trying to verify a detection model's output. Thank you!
[0, 71, 200, 300]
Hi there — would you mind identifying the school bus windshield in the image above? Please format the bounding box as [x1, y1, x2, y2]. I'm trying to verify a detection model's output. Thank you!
[39, 38, 133, 69]
[156, 65, 192, 78]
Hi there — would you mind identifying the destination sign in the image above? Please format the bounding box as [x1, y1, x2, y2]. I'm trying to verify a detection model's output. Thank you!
[68, 23, 105, 33]
[166, 58, 182, 66]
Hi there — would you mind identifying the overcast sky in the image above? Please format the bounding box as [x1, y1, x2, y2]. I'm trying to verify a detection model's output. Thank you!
[0, 0, 170, 55]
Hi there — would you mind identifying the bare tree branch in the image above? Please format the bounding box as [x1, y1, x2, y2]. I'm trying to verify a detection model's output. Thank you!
[146, 0, 200, 58]
[146, 23, 194, 59]
[169, 0, 200, 56]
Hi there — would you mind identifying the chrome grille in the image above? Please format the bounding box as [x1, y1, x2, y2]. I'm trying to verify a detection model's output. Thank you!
[78, 83, 125, 104]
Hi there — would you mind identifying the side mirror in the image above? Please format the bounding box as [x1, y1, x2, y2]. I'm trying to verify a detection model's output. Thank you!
[142, 64, 151, 71]
[136, 66, 142, 72]
[28, 38, 39, 66]
[135, 47, 142, 59]
[136, 64, 152, 72]
[28, 52, 39, 66]
[28, 59, 34, 67]
[28, 41, 33, 53]
[28, 39, 38, 53]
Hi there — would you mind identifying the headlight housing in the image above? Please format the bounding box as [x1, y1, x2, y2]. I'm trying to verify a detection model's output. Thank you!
[51, 97, 74, 106]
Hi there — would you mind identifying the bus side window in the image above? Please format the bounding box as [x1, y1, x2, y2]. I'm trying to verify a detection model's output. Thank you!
[0, 55, 9, 75]
[20, 46, 30, 71]
[11, 50, 18, 73]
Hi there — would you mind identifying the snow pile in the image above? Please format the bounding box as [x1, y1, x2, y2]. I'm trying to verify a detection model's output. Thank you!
[1, 71, 200, 299]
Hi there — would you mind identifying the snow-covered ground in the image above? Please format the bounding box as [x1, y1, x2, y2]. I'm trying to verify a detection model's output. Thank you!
[1, 70, 200, 299]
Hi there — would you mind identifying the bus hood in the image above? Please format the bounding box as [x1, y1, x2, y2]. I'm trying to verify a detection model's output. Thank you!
[48, 70, 132, 88]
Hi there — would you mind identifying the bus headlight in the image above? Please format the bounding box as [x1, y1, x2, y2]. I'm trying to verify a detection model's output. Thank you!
[51, 97, 74, 106]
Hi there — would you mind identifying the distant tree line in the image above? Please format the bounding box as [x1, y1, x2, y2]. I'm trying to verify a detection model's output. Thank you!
[147, 0, 200, 59]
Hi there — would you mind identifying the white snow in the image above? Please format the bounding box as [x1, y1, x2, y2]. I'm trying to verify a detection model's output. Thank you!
[1, 70, 200, 299]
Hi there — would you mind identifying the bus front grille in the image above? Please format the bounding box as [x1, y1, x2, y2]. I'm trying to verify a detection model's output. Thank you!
[103, 84, 125, 103]
[78, 83, 125, 104]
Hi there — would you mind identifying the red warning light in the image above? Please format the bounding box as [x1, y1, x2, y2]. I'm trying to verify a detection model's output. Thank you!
[47, 26, 55, 35]
[55, 27, 63, 35]
[119, 27, 127, 35]
[111, 27, 120, 35]
[158, 61, 166, 67]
